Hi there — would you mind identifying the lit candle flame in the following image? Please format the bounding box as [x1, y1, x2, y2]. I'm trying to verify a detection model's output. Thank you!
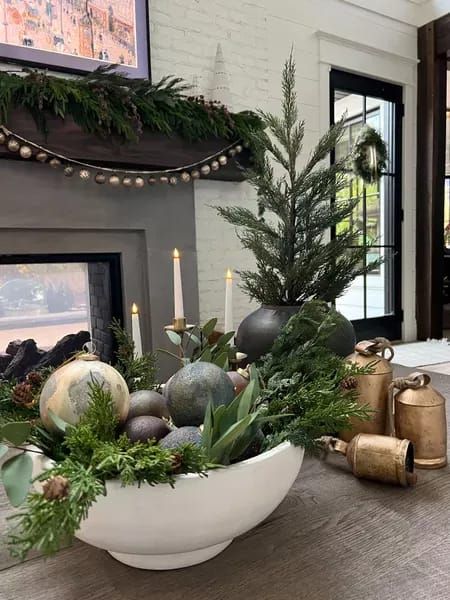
[132, 303, 139, 314]
[226, 268, 233, 280]
[173, 248, 180, 259]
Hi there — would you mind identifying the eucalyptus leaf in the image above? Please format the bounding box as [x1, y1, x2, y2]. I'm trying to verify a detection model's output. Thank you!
[48, 410, 69, 435]
[1, 422, 32, 446]
[166, 330, 182, 346]
[1, 452, 33, 507]
[187, 333, 201, 348]
[0, 444, 8, 461]
[202, 318, 218, 338]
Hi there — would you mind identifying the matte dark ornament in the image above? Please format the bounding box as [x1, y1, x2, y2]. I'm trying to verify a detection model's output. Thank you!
[236, 305, 356, 364]
[64, 166, 75, 177]
[19, 145, 32, 159]
[95, 172, 106, 184]
[166, 362, 235, 427]
[128, 390, 170, 420]
[158, 426, 202, 450]
[124, 416, 171, 444]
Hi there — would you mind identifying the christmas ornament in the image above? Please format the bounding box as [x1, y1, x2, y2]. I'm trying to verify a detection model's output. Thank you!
[0, 132, 6, 144]
[39, 353, 130, 433]
[180, 172, 191, 183]
[49, 158, 61, 168]
[218, 155, 227, 166]
[36, 152, 48, 162]
[42, 475, 70, 501]
[235, 144, 243, 154]
[7, 139, 20, 152]
[159, 426, 202, 450]
[148, 177, 157, 185]
[352, 126, 388, 184]
[390, 372, 447, 469]
[228, 148, 236, 157]
[341, 338, 394, 442]
[166, 362, 234, 426]
[200, 164, 211, 176]
[19, 145, 32, 159]
[127, 390, 170, 420]
[95, 173, 106, 184]
[135, 176, 145, 188]
[322, 434, 417, 487]
[211, 160, 220, 171]
[227, 369, 250, 396]
[191, 169, 200, 179]
[160, 176, 169, 184]
[122, 176, 133, 187]
[124, 415, 170, 443]
[109, 174, 120, 186]
[12, 382, 35, 408]
[169, 176, 178, 185]
[64, 166, 74, 177]
[79, 169, 90, 180]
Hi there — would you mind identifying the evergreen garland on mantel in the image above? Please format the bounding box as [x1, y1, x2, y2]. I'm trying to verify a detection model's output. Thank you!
[0, 66, 262, 145]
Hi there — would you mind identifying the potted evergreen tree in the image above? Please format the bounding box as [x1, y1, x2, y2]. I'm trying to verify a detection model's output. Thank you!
[218, 56, 381, 362]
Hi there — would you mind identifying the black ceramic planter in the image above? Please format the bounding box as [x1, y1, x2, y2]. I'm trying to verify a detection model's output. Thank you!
[236, 304, 356, 364]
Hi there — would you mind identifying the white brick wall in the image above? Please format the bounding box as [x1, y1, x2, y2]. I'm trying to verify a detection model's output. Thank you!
[150, 0, 419, 339]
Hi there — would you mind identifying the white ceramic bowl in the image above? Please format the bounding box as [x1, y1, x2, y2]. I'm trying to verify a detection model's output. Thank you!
[75, 442, 304, 570]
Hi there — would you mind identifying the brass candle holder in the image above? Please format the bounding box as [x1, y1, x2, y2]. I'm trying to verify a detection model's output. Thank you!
[164, 318, 195, 334]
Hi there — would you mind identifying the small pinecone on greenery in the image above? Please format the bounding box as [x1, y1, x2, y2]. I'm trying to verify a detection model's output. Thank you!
[340, 376, 358, 391]
[171, 452, 183, 473]
[12, 382, 35, 407]
[26, 371, 43, 389]
[42, 476, 70, 501]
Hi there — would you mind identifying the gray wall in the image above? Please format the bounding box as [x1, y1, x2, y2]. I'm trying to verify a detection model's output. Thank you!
[0, 159, 200, 380]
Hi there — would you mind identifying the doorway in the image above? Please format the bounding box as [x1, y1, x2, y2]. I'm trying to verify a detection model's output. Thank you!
[330, 70, 403, 340]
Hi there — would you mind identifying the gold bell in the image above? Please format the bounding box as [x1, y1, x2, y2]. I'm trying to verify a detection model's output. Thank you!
[341, 338, 394, 441]
[390, 372, 447, 469]
[323, 434, 417, 487]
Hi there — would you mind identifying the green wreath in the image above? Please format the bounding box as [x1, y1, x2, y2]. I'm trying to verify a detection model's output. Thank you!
[352, 126, 388, 184]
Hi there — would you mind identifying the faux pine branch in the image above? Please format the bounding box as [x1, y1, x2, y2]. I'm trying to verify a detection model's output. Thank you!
[217, 54, 381, 306]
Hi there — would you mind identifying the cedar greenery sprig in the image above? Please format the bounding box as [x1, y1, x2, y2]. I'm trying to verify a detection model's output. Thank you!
[0, 66, 261, 144]
[110, 318, 158, 392]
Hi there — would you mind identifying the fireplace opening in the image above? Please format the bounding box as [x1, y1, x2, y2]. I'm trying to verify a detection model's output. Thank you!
[0, 253, 123, 379]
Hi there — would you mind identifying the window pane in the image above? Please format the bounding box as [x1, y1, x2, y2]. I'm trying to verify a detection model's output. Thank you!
[366, 248, 395, 317]
[336, 274, 365, 320]
[0, 263, 90, 350]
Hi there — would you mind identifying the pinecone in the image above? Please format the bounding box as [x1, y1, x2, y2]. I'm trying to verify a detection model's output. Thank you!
[12, 382, 35, 408]
[171, 452, 183, 473]
[42, 476, 70, 501]
[26, 371, 43, 388]
[340, 376, 358, 391]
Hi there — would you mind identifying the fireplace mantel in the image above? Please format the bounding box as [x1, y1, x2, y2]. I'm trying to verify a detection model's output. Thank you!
[1, 109, 250, 182]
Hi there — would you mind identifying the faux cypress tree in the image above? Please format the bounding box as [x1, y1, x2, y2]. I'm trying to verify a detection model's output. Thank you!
[217, 55, 380, 306]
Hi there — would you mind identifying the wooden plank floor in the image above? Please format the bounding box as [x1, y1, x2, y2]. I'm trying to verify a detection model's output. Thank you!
[1, 365, 450, 600]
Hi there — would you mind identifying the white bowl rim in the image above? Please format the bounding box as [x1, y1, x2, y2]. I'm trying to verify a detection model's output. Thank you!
[105, 440, 299, 487]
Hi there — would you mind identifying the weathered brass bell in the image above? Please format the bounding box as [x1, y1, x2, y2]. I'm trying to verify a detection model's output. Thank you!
[340, 338, 394, 442]
[390, 372, 447, 470]
[324, 434, 417, 487]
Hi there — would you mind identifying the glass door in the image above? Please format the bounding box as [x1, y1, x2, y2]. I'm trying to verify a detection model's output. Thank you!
[330, 70, 403, 340]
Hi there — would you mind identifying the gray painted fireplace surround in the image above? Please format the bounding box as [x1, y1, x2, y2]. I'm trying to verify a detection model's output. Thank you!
[0, 159, 200, 378]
